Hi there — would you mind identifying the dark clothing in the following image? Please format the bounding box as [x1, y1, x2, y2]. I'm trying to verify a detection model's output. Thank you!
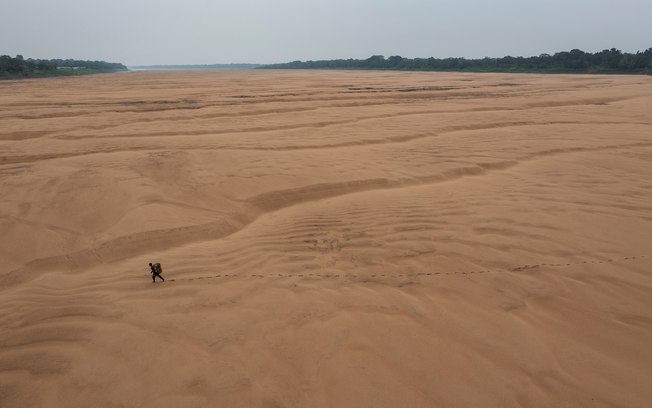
[149, 263, 165, 282]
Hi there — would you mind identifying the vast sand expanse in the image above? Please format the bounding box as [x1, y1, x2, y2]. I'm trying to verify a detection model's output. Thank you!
[1, 70, 652, 407]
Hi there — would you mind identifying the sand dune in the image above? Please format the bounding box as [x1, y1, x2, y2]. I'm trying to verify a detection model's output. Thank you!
[1, 70, 652, 407]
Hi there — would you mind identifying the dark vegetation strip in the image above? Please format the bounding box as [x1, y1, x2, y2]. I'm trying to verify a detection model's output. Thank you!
[260, 48, 652, 75]
[0, 55, 128, 79]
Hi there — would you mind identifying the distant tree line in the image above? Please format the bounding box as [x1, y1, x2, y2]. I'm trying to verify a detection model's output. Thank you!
[0, 55, 128, 78]
[261, 48, 652, 74]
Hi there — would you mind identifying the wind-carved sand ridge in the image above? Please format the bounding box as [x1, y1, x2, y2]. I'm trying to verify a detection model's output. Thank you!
[7, 135, 652, 285]
[1, 70, 652, 407]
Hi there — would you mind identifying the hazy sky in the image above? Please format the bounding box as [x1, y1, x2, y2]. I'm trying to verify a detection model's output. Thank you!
[2, 0, 651, 65]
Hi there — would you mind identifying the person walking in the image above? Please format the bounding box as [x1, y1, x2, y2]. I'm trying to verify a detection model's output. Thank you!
[149, 262, 165, 283]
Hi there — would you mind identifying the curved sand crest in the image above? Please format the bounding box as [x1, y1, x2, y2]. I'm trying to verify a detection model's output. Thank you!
[1, 71, 652, 407]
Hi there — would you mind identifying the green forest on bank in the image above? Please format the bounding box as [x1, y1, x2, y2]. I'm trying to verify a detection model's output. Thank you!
[261, 48, 652, 74]
[0, 55, 128, 79]
[3, 48, 651, 78]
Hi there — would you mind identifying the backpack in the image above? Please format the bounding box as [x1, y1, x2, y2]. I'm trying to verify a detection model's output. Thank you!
[153, 263, 162, 274]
